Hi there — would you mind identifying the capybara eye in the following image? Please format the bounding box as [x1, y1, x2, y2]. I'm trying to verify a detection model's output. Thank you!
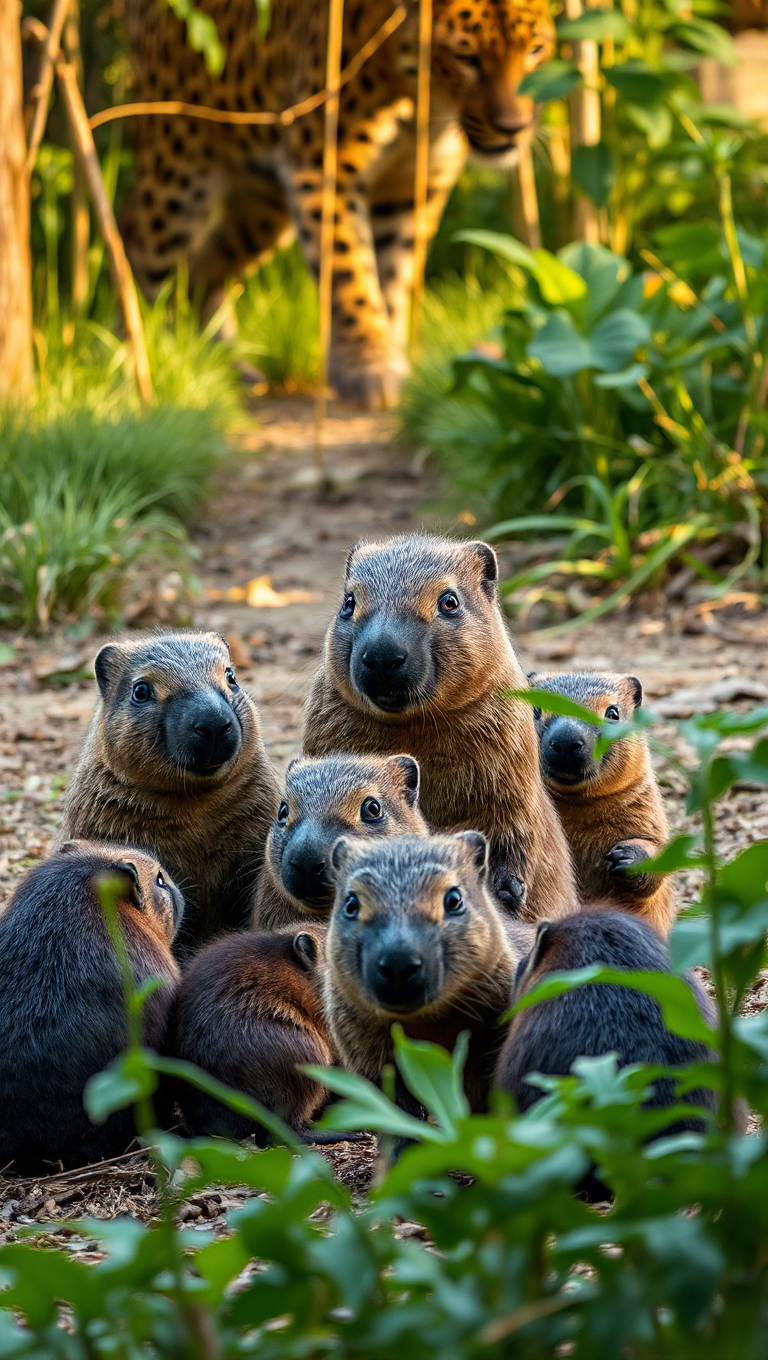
[225, 666, 239, 690]
[443, 887, 464, 914]
[532, 706, 542, 721]
[156, 871, 165, 888]
[343, 893, 360, 918]
[277, 800, 289, 824]
[339, 592, 356, 619]
[605, 705, 620, 721]
[360, 796, 383, 823]
[438, 590, 461, 616]
[131, 681, 152, 704]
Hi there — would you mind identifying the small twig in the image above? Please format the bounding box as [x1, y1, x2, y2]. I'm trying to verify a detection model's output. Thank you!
[54, 55, 153, 403]
[25, 0, 72, 175]
[0, 1146, 156, 1189]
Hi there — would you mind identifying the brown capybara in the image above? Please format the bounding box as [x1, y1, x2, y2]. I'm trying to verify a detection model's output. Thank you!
[302, 534, 577, 922]
[530, 671, 675, 935]
[324, 832, 532, 1117]
[58, 631, 279, 955]
[0, 840, 183, 1173]
[253, 752, 429, 929]
[167, 924, 339, 1142]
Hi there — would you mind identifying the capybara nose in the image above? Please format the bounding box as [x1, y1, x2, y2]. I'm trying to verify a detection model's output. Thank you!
[376, 949, 423, 984]
[549, 733, 586, 756]
[289, 856, 326, 883]
[362, 644, 408, 674]
[192, 715, 233, 742]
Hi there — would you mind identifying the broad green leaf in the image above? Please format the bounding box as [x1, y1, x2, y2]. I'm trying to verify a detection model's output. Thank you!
[588, 309, 652, 371]
[669, 913, 711, 972]
[503, 686, 602, 725]
[307, 1064, 447, 1141]
[392, 1026, 470, 1131]
[519, 58, 582, 101]
[84, 1049, 158, 1123]
[0, 1247, 97, 1326]
[635, 833, 704, 875]
[558, 7, 631, 39]
[572, 142, 614, 208]
[670, 18, 736, 63]
[510, 965, 714, 1044]
[718, 841, 768, 907]
[605, 61, 668, 104]
[626, 101, 673, 148]
[559, 240, 632, 321]
[164, 0, 225, 74]
[594, 362, 649, 387]
[528, 312, 591, 375]
[454, 231, 587, 304]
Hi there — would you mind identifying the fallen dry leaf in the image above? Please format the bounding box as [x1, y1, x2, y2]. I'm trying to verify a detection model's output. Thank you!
[207, 576, 321, 608]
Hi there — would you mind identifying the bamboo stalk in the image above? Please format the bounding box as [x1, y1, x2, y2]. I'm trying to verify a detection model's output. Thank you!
[511, 141, 541, 249]
[564, 0, 600, 244]
[409, 0, 433, 358]
[25, 0, 72, 175]
[63, 0, 89, 312]
[313, 0, 346, 465]
[55, 56, 152, 402]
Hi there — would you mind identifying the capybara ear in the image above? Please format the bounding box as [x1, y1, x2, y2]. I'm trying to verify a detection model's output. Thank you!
[464, 540, 498, 584]
[627, 676, 643, 709]
[331, 836, 351, 876]
[456, 829, 488, 876]
[94, 643, 124, 698]
[293, 931, 319, 972]
[112, 860, 143, 909]
[58, 840, 81, 855]
[387, 754, 420, 804]
[345, 539, 364, 577]
[286, 756, 302, 776]
[529, 919, 555, 973]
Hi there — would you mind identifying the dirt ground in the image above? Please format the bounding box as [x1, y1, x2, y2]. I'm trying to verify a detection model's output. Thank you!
[2, 396, 768, 1240]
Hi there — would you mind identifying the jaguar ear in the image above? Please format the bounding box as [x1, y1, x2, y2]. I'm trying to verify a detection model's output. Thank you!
[293, 931, 319, 972]
[94, 643, 125, 698]
[456, 829, 488, 876]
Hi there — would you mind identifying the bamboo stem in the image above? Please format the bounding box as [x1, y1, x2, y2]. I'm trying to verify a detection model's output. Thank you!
[313, 0, 346, 466]
[410, 0, 433, 358]
[55, 56, 152, 402]
[25, 0, 72, 175]
[564, 0, 601, 244]
[63, 0, 89, 312]
[511, 140, 541, 249]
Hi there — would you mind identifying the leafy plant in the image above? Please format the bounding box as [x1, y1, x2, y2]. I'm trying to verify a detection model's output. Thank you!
[4, 703, 768, 1356]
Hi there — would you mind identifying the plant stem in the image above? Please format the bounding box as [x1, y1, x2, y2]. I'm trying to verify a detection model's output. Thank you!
[701, 785, 734, 1133]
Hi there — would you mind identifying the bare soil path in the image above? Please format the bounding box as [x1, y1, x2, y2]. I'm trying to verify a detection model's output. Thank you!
[2, 396, 768, 1232]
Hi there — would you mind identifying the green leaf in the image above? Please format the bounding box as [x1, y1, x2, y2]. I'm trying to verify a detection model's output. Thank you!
[594, 362, 649, 388]
[669, 18, 737, 63]
[84, 1049, 158, 1124]
[718, 841, 768, 908]
[528, 311, 591, 375]
[669, 913, 711, 973]
[510, 965, 714, 1045]
[571, 142, 614, 208]
[588, 309, 652, 371]
[636, 833, 704, 875]
[605, 61, 668, 104]
[559, 240, 632, 320]
[558, 7, 631, 39]
[0, 644, 16, 666]
[519, 59, 582, 101]
[503, 686, 602, 725]
[626, 101, 673, 148]
[454, 230, 587, 305]
[307, 1065, 448, 1141]
[392, 1026, 470, 1132]
[164, 0, 226, 74]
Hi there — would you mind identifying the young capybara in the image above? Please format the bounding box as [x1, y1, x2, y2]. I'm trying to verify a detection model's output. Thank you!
[0, 841, 183, 1173]
[495, 910, 717, 1133]
[530, 671, 675, 934]
[252, 752, 429, 930]
[167, 925, 336, 1142]
[324, 832, 532, 1116]
[58, 631, 279, 954]
[302, 534, 577, 922]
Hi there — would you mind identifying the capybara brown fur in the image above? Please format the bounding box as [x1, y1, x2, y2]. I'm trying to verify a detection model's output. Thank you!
[167, 925, 335, 1142]
[0, 841, 183, 1173]
[530, 671, 675, 935]
[325, 832, 531, 1116]
[253, 752, 429, 930]
[302, 534, 577, 922]
[495, 910, 717, 1135]
[59, 631, 279, 954]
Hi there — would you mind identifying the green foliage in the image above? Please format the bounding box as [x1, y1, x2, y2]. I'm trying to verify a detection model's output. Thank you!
[236, 245, 320, 391]
[3, 706, 768, 1356]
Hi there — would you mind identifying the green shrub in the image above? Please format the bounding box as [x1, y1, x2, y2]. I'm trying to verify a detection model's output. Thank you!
[236, 245, 320, 391]
[3, 701, 768, 1357]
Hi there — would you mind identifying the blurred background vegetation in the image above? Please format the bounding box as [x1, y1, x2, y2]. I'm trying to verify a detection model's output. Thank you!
[5, 0, 768, 633]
